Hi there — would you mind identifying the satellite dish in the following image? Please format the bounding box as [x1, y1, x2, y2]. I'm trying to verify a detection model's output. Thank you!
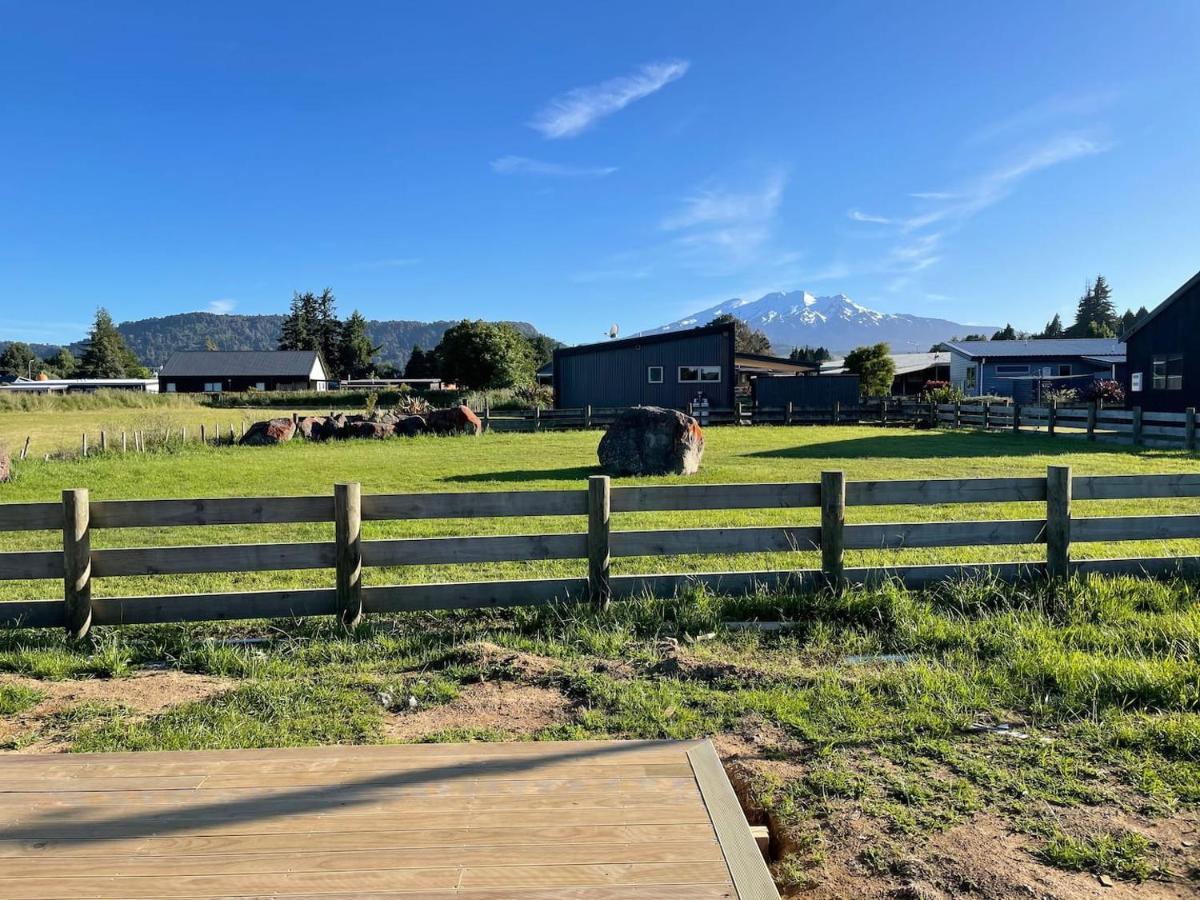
[608, 323, 620, 339]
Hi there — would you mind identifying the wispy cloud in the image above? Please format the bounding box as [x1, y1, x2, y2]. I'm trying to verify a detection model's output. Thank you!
[967, 91, 1121, 145]
[530, 59, 689, 139]
[350, 257, 421, 271]
[660, 171, 786, 272]
[490, 155, 617, 178]
[851, 134, 1108, 236]
[207, 298, 235, 314]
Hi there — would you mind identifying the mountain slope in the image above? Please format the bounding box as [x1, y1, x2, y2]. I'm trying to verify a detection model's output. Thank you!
[649, 291, 997, 354]
[37, 313, 542, 370]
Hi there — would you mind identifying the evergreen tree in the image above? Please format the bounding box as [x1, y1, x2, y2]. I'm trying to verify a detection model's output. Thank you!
[992, 323, 1017, 340]
[1067, 275, 1118, 337]
[709, 313, 773, 355]
[1091, 275, 1116, 327]
[279, 293, 313, 350]
[337, 310, 379, 378]
[0, 342, 38, 378]
[1041, 313, 1065, 338]
[527, 334, 563, 369]
[844, 342, 895, 397]
[313, 288, 342, 365]
[789, 345, 831, 364]
[78, 308, 143, 378]
[43, 347, 77, 378]
[1120, 309, 1138, 334]
[403, 346, 440, 379]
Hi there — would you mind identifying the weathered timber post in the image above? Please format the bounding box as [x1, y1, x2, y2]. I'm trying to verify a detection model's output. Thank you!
[1086, 402, 1097, 441]
[121, 431, 127, 453]
[587, 475, 612, 610]
[62, 488, 92, 640]
[200, 424, 207, 444]
[982, 403, 990, 431]
[1046, 465, 1072, 581]
[1047, 399, 1057, 436]
[20, 436, 31, 460]
[736, 401, 744, 424]
[881, 399, 889, 426]
[334, 482, 363, 629]
[785, 401, 793, 426]
[1012, 403, 1021, 434]
[832, 400, 840, 425]
[99, 431, 107, 453]
[820, 470, 846, 591]
[81, 433, 88, 457]
[1132, 406, 1143, 446]
[953, 401, 961, 428]
[584, 404, 592, 429]
[533, 405, 541, 432]
[1186, 407, 1197, 451]
[181, 426, 187, 444]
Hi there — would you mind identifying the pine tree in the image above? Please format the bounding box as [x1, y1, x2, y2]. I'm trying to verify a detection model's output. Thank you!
[1041, 313, 1065, 338]
[78, 308, 142, 378]
[337, 310, 378, 378]
[992, 323, 1017, 340]
[279, 293, 313, 350]
[709, 313, 772, 355]
[314, 288, 342, 365]
[404, 346, 440, 379]
[1091, 275, 1116, 329]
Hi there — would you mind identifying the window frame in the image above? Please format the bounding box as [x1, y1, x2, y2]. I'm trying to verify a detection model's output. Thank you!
[1058, 364, 1072, 377]
[994, 364, 1029, 376]
[203, 381, 223, 393]
[1152, 353, 1184, 390]
[646, 366, 663, 384]
[677, 365, 722, 383]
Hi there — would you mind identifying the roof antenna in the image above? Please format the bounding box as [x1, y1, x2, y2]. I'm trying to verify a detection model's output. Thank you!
[607, 323, 619, 340]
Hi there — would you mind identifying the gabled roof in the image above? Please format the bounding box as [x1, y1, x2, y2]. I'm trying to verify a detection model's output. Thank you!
[942, 338, 1123, 360]
[554, 322, 734, 360]
[822, 352, 948, 376]
[159, 350, 325, 378]
[1123, 268, 1200, 340]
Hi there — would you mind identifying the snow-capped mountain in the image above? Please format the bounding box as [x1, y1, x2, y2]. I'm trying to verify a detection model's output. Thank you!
[647, 291, 998, 354]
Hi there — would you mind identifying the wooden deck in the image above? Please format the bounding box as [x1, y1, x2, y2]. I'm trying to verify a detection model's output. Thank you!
[0, 739, 778, 899]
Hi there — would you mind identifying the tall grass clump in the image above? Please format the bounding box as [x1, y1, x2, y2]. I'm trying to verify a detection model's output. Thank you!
[0, 390, 201, 413]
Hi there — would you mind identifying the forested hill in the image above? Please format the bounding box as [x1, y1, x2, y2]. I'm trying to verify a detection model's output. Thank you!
[50, 313, 541, 369]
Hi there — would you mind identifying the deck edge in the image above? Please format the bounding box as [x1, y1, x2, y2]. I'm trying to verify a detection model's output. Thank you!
[688, 739, 780, 900]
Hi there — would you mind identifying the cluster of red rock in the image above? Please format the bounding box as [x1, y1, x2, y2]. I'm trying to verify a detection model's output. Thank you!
[240, 405, 482, 446]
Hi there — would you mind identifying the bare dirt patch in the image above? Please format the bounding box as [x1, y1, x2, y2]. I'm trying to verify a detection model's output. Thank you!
[0, 670, 233, 752]
[383, 681, 574, 742]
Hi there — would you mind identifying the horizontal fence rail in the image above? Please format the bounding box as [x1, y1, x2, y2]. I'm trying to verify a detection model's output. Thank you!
[2, 468, 1200, 635]
[935, 401, 1198, 451]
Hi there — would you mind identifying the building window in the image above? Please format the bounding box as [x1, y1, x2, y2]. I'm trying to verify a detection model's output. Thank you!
[995, 364, 1029, 376]
[647, 366, 663, 384]
[1058, 364, 1072, 377]
[965, 365, 977, 390]
[678, 365, 721, 383]
[1131, 372, 1143, 392]
[1152, 354, 1184, 390]
[203, 382, 222, 393]
[164, 382, 176, 393]
[255, 382, 266, 391]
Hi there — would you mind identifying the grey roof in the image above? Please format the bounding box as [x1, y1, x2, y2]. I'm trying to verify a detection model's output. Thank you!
[1123, 268, 1200, 340]
[942, 338, 1123, 359]
[159, 350, 325, 378]
[822, 352, 948, 376]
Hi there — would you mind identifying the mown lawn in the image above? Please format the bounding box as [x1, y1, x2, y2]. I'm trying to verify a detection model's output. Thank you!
[1, 421, 1198, 895]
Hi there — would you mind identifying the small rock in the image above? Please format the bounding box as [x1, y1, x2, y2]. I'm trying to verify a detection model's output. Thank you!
[1098, 874, 1114, 887]
[407, 696, 418, 710]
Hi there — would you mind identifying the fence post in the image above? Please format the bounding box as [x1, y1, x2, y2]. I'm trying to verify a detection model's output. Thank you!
[1186, 407, 1197, 451]
[1046, 465, 1072, 581]
[81, 433, 88, 458]
[832, 400, 840, 425]
[62, 488, 92, 640]
[820, 471, 846, 591]
[99, 431, 107, 453]
[1132, 406, 1143, 446]
[334, 482, 363, 629]
[1047, 399, 1057, 436]
[1086, 402, 1097, 441]
[200, 424, 207, 444]
[953, 401, 961, 428]
[881, 399, 889, 425]
[584, 404, 592, 429]
[587, 475, 611, 610]
[785, 401, 793, 426]
[1012, 403, 1021, 434]
[981, 403, 990, 430]
[928, 402, 936, 427]
[20, 436, 31, 460]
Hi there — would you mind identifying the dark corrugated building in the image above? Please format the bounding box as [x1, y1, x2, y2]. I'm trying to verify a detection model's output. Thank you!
[553, 323, 736, 410]
[754, 374, 860, 409]
[1124, 269, 1200, 412]
[158, 351, 330, 393]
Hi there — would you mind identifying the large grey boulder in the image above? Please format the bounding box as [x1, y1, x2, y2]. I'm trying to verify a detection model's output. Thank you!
[597, 406, 705, 477]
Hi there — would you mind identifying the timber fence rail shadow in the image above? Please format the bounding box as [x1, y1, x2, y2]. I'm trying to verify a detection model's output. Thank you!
[4, 469, 1200, 638]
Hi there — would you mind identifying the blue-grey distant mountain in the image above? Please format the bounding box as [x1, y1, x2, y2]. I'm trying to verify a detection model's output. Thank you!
[648, 291, 999, 354]
[4, 313, 542, 370]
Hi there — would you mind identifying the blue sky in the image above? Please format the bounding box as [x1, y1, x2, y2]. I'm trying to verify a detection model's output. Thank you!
[3, 1, 1199, 345]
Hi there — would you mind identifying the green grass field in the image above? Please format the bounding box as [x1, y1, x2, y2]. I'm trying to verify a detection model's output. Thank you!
[1, 418, 1198, 895]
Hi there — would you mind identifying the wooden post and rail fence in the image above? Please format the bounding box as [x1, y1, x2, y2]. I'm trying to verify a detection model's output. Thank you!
[3, 469, 1200, 638]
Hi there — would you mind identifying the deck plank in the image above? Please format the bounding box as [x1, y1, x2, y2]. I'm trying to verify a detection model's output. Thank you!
[0, 739, 774, 899]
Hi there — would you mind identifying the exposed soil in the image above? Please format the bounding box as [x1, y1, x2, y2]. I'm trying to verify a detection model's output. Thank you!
[382, 681, 575, 741]
[0, 670, 233, 752]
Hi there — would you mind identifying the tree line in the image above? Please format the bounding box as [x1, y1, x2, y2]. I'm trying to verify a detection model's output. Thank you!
[965, 275, 1150, 345]
[0, 309, 147, 380]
